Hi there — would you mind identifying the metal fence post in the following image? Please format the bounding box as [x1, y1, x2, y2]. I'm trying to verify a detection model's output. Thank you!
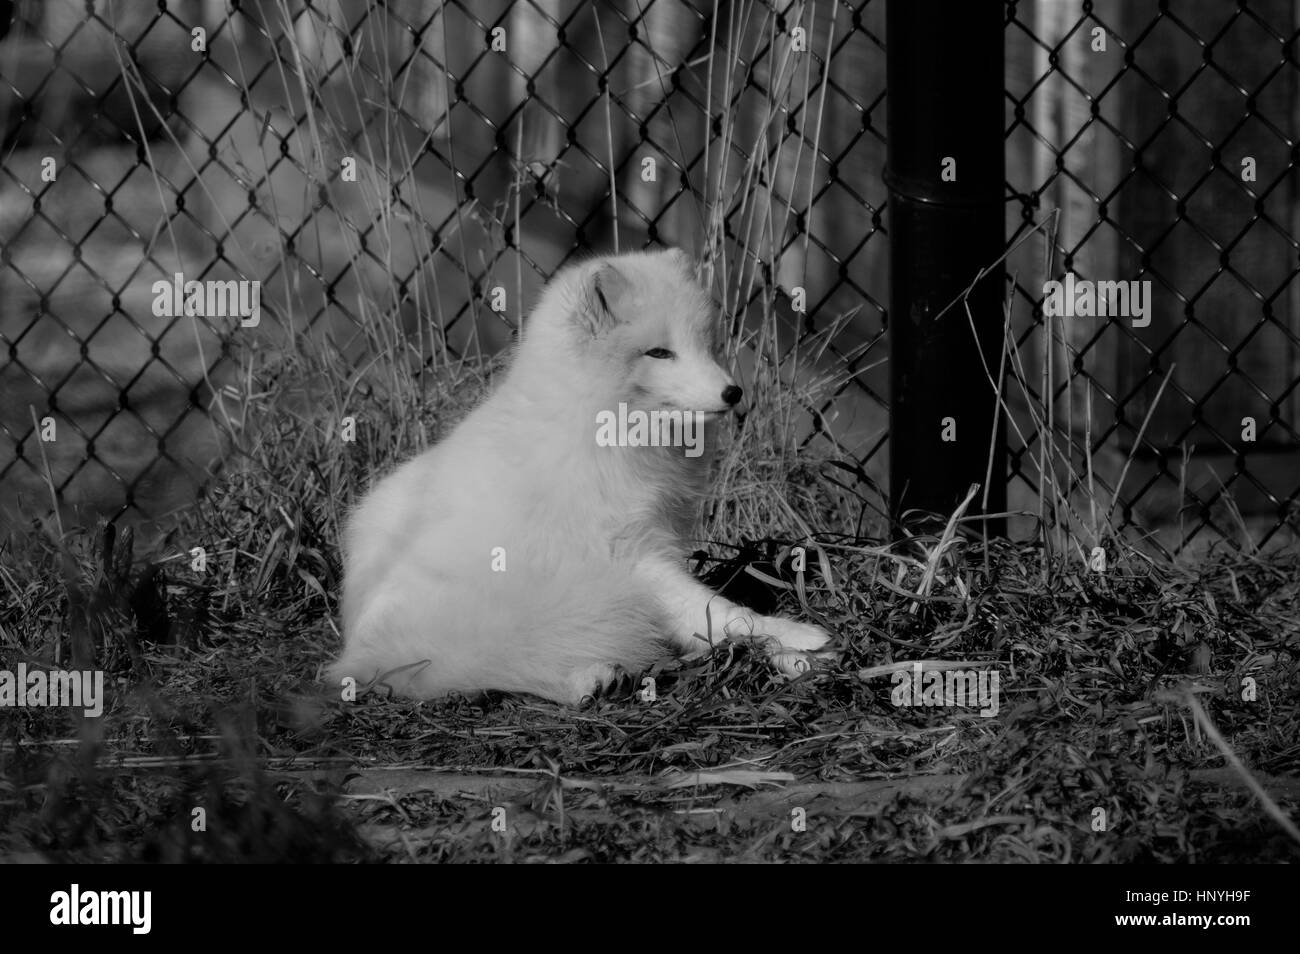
[886, 1, 1006, 536]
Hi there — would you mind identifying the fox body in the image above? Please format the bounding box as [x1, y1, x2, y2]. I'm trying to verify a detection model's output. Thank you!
[328, 248, 831, 704]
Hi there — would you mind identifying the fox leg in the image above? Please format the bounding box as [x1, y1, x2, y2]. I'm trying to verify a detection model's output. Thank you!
[636, 557, 833, 675]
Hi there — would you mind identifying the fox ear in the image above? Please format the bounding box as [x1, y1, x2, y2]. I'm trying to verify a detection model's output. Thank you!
[582, 261, 631, 335]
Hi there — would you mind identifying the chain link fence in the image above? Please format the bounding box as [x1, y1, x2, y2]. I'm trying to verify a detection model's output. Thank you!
[1006, 0, 1300, 550]
[0, 0, 1295, 552]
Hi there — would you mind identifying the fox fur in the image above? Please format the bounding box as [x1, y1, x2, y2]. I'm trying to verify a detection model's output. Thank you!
[328, 248, 832, 704]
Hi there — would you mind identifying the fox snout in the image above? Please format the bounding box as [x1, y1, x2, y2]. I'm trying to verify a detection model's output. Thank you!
[703, 368, 743, 413]
[696, 367, 742, 413]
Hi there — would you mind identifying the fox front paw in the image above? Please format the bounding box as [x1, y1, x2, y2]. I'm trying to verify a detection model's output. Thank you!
[768, 650, 820, 678]
[753, 617, 836, 680]
[756, 616, 833, 654]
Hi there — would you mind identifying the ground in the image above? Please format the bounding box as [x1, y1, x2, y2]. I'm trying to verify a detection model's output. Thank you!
[2, 501, 1297, 863]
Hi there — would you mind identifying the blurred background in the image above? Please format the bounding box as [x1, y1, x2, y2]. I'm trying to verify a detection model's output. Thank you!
[0, 0, 1296, 554]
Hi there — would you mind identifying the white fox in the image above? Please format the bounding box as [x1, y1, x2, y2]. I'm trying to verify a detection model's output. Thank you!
[329, 248, 833, 704]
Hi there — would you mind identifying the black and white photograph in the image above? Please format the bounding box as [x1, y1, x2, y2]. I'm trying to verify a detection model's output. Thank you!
[0, 0, 1296, 896]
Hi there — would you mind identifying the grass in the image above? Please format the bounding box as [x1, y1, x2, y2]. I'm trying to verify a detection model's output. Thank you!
[3, 501, 1299, 862]
[1, 2, 1298, 863]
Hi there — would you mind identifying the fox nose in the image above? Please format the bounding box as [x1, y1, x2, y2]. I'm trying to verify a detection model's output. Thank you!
[721, 384, 743, 406]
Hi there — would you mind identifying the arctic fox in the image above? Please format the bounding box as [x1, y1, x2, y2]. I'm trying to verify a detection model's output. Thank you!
[329, 248, 833, 705]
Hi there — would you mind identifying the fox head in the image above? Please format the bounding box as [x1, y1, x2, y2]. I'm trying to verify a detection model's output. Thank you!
[533, 248, 741, 416]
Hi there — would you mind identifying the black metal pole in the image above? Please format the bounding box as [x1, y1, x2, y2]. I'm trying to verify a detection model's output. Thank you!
[886, 1, 1006, 536]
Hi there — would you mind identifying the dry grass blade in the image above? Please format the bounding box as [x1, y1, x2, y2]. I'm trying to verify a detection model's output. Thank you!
[663, 769, 797, 789]
[912, 483, 979, 609]
[1173, 690, 1300, 846]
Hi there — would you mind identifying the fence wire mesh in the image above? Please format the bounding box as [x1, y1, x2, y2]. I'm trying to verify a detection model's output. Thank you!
[0, 0, 1295, 553]
[1006, 0, 1300, 551]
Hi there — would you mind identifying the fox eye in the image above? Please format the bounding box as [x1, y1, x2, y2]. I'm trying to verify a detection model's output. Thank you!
[644, 348, 676, 359]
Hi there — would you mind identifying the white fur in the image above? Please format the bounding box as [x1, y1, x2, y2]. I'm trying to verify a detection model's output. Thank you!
[328, 248, 832, 705]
